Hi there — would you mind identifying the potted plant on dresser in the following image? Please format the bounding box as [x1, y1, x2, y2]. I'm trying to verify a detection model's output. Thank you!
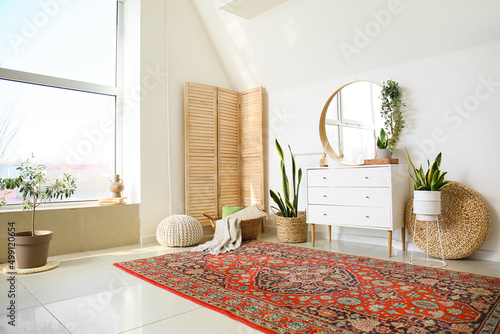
[380, 80, 406, 156]
[0, 158, 77, 269]
[376, 128, 391, 159]
[405, 149, 453, 220]
[269, 139, 307, 243]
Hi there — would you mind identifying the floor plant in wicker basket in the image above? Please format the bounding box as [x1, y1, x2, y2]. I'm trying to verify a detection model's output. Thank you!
[0, 158, 77, 269]
[270, 139, 307, 243]
[406, 149, 452, 220]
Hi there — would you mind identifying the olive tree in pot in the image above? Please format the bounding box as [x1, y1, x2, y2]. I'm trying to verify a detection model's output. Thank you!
[0, 159, 77, 269]
[269, 139, 307, 243]
[405, 149, 452, 221]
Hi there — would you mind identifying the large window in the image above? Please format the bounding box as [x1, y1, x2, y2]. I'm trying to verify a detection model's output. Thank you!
[0, 0, 122, 204]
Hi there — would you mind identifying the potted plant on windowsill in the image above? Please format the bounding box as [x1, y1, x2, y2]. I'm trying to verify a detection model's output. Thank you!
[380, 80, 406, 155]
[269, 139, 307, 243]
[375, 128, 391, 159]
[405, 149, 452, 220]
[0, 158, 77, 269]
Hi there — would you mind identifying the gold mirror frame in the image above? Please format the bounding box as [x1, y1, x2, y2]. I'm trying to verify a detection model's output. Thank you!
[319, 80, 382, 166]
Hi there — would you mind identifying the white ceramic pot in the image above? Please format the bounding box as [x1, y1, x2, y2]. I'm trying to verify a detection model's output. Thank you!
[376, 148, 391, 159]
[413, 190, 441, 221]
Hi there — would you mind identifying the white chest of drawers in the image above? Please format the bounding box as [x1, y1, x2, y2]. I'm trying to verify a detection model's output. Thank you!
[306, 164, 410, 256]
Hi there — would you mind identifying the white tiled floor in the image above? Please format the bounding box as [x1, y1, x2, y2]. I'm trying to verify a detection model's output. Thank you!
[1, 233, 499, 334]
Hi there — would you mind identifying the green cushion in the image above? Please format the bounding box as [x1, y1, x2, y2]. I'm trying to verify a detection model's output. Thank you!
[222, 205, 244, 218]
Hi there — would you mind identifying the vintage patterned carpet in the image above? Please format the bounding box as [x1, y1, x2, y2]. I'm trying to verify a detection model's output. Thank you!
[114, 241, 500, 333]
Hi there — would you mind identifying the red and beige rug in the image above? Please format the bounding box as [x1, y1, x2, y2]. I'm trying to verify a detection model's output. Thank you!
[114, 241, 500, 333]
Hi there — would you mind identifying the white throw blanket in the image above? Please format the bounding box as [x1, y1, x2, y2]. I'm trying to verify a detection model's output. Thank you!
[191, 217, 242, 255]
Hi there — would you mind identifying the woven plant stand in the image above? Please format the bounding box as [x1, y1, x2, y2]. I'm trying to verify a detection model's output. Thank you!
[405, 182, 491, 259]
[276, 211, 307, 243]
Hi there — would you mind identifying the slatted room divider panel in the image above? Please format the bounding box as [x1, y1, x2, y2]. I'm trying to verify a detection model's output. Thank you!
[185, 83, 218, 226]
[241, 87, 264, 208]
[185, 82, 263, 227]
[218, 88, 241, 210]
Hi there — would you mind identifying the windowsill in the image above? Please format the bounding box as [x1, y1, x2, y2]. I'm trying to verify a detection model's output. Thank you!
[0, 201, 140, 213]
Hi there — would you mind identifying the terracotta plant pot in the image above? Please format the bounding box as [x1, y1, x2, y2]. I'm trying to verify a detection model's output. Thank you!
[15, 230, 53, 269]
[413, 190, 441, 221]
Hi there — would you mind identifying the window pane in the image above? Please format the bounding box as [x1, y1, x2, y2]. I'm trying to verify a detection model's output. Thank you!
[325, 124, 340, 157]
[0, 79, 115, 204]
[342, 127, 376, 164]
[325, 94, 339, 121]
[341, 82, 382, 126]
[0, 0, 117, 86]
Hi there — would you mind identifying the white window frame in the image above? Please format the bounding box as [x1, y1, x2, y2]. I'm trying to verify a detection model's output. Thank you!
[0, 0, 124, 204]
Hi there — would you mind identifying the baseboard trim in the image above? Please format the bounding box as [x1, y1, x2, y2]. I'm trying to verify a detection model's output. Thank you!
[141, 235, 157, 245]
[264, 226, 500, 262]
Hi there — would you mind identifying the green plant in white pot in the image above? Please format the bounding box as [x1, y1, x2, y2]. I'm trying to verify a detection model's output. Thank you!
[269, 139, 307, 243]
[0, 158, 77, 269]
[405, 149, 452, 221]
[376, 128, 391, 159]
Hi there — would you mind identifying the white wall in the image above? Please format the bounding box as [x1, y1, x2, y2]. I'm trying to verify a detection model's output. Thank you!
[139, 0, 170, 239]
[138, 0, 232, 240]
[191, 0, 500, 255]
[165, 0, 233, 218]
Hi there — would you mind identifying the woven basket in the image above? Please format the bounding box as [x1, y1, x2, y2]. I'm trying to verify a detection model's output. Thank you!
[202, 213, 263, 241]
[276, 211, 307, 243]
[240, 217, 264, 241]
[405, 182, 490, 259]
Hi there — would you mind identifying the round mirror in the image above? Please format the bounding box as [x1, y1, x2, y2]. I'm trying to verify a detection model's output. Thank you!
[319, 80, 383, 165]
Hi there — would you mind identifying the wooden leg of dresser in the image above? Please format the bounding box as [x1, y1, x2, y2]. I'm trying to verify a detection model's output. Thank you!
[401, 227, 406, 251]
[388, 230, 393, 257]
[328, 225, 331, 242]
[311, 224, 315, 246]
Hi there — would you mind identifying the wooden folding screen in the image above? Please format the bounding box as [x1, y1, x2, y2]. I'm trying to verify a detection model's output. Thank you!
[185, 82, 263, 227]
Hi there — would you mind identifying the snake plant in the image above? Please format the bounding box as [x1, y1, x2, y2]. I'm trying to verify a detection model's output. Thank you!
[270, 139, 302, 217]
[376, 128, 389, 149]
[405, 148, 452, 191]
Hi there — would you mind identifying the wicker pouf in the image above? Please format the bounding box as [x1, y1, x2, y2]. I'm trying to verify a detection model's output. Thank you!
[276, 211, 307, 243]
[405, 182, 491, 259]
[156, 215, 203, 247]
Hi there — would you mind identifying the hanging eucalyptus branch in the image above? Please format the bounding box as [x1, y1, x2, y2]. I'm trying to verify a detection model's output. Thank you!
[380, 80, 405, 153]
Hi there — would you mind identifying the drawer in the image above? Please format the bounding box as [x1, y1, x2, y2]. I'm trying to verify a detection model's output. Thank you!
[307, 205, 391, 229]
[308, 187, 391, 207]
[308, 168, 391, 187]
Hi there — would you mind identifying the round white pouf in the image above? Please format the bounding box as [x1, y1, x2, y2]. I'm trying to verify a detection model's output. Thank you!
[156, 215, 203, 247]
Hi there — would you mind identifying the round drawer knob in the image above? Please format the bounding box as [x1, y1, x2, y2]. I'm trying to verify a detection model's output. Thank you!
[323, 195, 327, 197]
[364, 176, 369, 179]
[365, 196, 370, 199]
[365, 216, 370, 218]
[322, 176, 327, 179]
[323, 213, 328, 216]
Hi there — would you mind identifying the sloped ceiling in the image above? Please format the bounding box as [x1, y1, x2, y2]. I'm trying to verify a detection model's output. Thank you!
[191, 0, 500, 92]
[219, 0, 288, 20]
